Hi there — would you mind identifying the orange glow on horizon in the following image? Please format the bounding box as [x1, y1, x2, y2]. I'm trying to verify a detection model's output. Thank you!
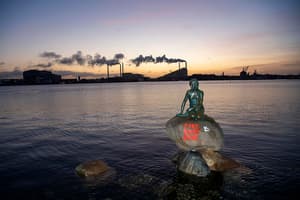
[47, 57, 300, 79]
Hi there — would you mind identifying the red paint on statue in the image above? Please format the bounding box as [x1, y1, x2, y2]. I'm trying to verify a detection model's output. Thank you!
[183, 123, 200, 141]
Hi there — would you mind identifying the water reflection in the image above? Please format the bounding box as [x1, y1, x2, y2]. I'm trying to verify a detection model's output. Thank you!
[161, 171, 223, 200]
[0, 80, 299, 199]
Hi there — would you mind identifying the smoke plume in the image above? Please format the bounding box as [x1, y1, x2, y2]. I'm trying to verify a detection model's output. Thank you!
[40, 51, 126, 67]
[88, 54, 107, 66]
[114, 53, 124, 60]
[71, 51, 86, 65]
[40, 51, 61, 59]
[33, 62, 53, 68]
[87, 53, 124, 66]
[37, 51, 185, 69]
[59, 57, 73, 65]
[57, 51, 86, 65]
[131, 54, 186, 66]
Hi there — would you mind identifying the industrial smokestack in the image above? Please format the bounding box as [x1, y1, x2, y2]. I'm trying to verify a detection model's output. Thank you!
[119, 63, 122, 77]
[107, 65, 109, 79]
[185, 61, 187, 69]
[122, 62, 124, 76]
[178, 62, 181, 71]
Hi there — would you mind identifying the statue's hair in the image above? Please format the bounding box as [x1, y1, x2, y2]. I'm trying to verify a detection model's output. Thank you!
[189, 78, 199, 89]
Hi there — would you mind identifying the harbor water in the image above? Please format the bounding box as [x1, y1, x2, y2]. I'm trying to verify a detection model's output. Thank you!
[0, 80, 299, 199]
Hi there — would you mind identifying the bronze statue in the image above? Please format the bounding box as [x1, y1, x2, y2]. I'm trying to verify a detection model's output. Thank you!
[177, 79, 205, 120]
[166, 79, 225, 177]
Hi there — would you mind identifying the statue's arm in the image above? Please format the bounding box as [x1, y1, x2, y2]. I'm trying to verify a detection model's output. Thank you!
[180, 91, 189, 113]
[199, 90, 204, 105]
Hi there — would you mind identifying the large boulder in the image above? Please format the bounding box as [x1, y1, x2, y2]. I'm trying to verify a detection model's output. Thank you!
[75, 160, 109, 177]
[199, 149, 241, 172]
[176, 151, 210, 177]
[166, 115, 224, 151]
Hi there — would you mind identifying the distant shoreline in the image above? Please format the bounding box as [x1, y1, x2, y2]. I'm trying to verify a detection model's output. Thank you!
[2, 68, 299, 86]
[1, 75, 299, 86]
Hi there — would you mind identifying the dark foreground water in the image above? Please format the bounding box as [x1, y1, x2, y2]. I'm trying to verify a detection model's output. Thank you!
[0, 80, 299, 200]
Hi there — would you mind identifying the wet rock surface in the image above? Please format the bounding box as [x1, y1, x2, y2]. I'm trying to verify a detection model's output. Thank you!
[176, 151, 210, 177]
[199, 149, 241, 172]
[75, 160, 109, 177]
[166, 115, 224, 151]
[156, 172, 224, 200]
[173, 150, 244, 173]
[166, 114, 225, 177]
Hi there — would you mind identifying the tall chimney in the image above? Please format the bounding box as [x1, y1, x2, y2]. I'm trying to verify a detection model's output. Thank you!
[107, 65, 109, 79]
[178, 62, 181, 71]
[119, 63, 122, 77]
[122, 63, 124, 76]
[185, 61, 187, 68]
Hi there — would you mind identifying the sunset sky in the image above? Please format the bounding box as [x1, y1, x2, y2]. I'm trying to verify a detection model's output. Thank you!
[0, 0, 299, 78]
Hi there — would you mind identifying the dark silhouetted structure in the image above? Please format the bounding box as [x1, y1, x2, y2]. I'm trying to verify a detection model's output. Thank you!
[23, 70, 61, 84]
[122, 73, 146, 81]
[240, 66, 250, 79]
[106, 62, 124, 79]
[158, 68, 188, 81]
[1, 65, 299, 86]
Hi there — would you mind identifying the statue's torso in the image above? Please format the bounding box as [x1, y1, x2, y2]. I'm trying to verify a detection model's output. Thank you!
[188, 90, 203, 107]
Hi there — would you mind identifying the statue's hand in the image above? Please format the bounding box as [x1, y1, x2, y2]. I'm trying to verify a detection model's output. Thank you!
[176, 112, 188, 117]
[176, 112, 182, 117]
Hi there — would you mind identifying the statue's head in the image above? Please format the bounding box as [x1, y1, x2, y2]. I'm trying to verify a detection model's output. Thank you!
[189, 79, 199, 90]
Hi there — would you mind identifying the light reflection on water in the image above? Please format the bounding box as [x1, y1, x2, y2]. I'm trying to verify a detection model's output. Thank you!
[0, 80, 299, 199]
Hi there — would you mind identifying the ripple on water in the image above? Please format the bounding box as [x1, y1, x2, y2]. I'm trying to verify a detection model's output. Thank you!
[0, 81, 299, 199]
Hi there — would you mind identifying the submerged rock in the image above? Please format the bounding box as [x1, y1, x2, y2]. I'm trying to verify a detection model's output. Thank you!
[158, 171, 223, 200]
[199, 149, 241, 172]
[174, 151, 210, 177]
[75, 160, 109, 177]
[173, 150, 247, 175]
[166, 115, 224, 151]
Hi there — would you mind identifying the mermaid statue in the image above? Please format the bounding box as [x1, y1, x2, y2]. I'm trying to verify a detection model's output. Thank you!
[177, 79, 205, 120]
[166, 79, 224, 177]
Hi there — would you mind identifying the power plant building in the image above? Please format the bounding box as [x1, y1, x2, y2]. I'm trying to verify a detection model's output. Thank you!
[23, 70, 61, 84]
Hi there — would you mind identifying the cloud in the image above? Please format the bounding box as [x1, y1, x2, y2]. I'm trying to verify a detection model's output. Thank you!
[0, 62, 5, 66]
[40, 51, 61, 59]
[32, 62, 52, 68]
[131, 54, 186, 66]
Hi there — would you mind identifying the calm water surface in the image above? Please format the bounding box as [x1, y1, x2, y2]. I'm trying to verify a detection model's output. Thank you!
[0, 80, 299, 199]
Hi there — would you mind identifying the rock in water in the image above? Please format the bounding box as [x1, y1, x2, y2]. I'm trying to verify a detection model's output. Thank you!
[199, 149, 241, 172]
[166, 115, 224, 151]
[75, 160, 109, 177]
[177, 151, 210, 177]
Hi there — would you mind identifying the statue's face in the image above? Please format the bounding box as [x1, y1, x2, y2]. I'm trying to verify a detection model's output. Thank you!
[189, 79, 198, 90]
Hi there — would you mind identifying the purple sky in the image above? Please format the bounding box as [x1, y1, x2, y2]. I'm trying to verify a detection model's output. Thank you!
[0, 0, 299, 78]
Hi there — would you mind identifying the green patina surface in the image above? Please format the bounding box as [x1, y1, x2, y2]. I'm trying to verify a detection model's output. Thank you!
[176, 79, 205, 120]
